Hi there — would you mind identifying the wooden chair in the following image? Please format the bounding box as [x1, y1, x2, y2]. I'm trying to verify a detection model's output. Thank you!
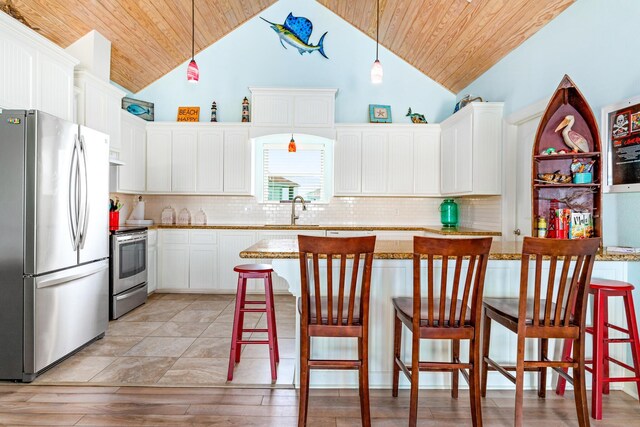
[391, 236, 493, 427]
[297, 234, 376, 427]
[481, 237, 600, 427]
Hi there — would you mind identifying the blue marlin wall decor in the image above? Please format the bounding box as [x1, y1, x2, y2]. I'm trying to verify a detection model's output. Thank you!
[261, 13, 328, 59]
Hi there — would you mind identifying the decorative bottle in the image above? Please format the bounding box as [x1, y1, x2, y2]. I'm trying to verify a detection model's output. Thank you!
[439, 199, 459, 227]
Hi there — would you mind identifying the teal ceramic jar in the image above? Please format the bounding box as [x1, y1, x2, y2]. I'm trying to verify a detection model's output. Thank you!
[440, 199, 458, 227]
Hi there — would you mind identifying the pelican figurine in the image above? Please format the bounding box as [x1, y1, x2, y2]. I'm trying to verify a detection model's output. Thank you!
[554, 115, 589, 152]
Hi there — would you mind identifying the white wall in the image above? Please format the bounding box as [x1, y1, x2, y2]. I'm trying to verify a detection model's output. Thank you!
[461, 0, 640, 246]
[132, 0, 454, 124]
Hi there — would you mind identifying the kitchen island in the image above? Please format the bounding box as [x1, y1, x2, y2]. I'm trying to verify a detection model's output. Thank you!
[240, 238, 640, 392]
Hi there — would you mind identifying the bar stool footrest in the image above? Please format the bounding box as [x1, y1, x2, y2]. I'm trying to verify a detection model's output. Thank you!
[237, 340, 270, 345]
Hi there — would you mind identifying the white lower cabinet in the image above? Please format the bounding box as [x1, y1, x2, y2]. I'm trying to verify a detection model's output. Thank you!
[158, 230, 190, 290]
[217, 230, 258, 292]
[188, 230, 218, 290]
[147, 230, 157, 293]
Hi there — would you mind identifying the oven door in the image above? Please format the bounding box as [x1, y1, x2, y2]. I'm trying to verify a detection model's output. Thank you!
[112, 231, 147, 295]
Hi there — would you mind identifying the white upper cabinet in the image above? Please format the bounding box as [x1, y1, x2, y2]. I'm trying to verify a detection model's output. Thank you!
[75, 71, 125, 151]
[0, 12, 77, 121]
[145, 123, 251, 195]
[117, 111, 146, 193]
[440, 102, 504, 196]
[334, 125, 441, 197]
[250, 88, 337, 139]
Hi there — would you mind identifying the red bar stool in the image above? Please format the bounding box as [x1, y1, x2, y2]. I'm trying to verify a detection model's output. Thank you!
[227, 264, 279, 382]
[556, 278, 640, 419]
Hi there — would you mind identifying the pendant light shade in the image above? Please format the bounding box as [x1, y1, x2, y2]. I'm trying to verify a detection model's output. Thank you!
[288, 134, 297, 153]
[187, 0, 199, 83]
[371, 0, 382, 84]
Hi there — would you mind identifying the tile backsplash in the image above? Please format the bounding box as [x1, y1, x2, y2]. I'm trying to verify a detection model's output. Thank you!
[111, 194, 502, 231]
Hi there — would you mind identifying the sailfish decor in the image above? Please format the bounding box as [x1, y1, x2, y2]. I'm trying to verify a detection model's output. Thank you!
[261, 13, 328, 59]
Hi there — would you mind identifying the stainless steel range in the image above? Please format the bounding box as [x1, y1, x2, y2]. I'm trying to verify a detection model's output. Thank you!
[110, 227, 148, 319]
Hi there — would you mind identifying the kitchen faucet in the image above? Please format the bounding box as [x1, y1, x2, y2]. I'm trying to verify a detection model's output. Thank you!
[291, 195, 307, 225]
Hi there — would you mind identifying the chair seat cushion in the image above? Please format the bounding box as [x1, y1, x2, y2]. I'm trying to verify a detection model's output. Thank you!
[484, 297, 568, 325]
[298, 296, 362, 325]
[392, 297, 471, 327]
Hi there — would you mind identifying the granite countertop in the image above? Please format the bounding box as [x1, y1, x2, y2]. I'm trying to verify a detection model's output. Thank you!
[239, 238, 640, 262]
[153, 224, 500, 236]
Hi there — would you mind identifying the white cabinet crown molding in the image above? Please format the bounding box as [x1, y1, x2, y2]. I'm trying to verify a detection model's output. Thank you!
[74, 70, 126, 98]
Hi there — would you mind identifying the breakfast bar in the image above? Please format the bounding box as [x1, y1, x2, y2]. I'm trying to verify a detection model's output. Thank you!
[241, 238, 640, 391]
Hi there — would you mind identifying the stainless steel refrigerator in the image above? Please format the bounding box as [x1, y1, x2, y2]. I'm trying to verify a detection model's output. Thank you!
[0, 110, 110, 382]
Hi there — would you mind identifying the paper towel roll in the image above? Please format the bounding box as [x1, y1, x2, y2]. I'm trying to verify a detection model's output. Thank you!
[129, 201, 145, 220]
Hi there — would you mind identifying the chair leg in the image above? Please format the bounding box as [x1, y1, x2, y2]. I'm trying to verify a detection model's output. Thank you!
[514, 333, 526, 427]
[622, 291, 640, 399]
[392, 310, 402, 398]
[602, 298, 610, 395]
[538, 338, 548, 398]
[555, 338, 572, 395]
[452, 339, 460, 399]
[358, 336, 371, 427]
[409, 332, 420, 427]
[592, 290, 605, 420]
[264, 275, 277, 382]
[269, 275, 280, 364]
[481, 311, 491, 398]
[227, 274, 245, 381]
[235, 277, 248, 363]
[298, 328, 310, 427]
[469, 335, 483, 427]
[573, 331, 590, 427]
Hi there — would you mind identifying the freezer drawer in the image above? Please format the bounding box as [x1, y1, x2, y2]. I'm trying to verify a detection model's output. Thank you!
[25, 260, 109, 377]
[111, 282, 148, 320]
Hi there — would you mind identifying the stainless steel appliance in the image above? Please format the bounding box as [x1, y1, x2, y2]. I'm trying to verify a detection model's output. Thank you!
[110, 227, 148, 319]
[0, 110, 109, 382]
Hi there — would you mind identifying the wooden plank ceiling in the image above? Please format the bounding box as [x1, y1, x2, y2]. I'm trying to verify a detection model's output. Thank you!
[10, 0, 573, 93]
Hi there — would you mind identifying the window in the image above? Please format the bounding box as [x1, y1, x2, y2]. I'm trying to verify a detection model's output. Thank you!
[255, 134, 333, 203]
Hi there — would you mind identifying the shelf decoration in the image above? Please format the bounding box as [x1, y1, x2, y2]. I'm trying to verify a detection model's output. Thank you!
[260, 13, 328, 59]
[242, 97, 250, 122]
[531, 74, 602, 239]
[177, 106, 200, 122]
[210, 101, 217, 122]
[406, 108, 427, 123]
[122, 97, 154, 121]
[369, 104, 391, 123]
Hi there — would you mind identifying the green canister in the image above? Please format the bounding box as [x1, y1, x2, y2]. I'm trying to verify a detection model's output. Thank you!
[440, 199, 458, 227]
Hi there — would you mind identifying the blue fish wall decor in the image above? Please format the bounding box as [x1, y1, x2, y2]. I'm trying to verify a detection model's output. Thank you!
[261, 13, 328, 59]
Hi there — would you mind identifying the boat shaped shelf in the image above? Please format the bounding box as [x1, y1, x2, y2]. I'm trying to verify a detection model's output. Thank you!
[531, 74, 602, 238]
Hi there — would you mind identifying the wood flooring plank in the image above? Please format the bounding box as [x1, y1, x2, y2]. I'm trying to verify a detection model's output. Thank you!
[75, 414, 335, 426]
[0, 412, 83, 425]
[0, 401, 189, 415]
[188, 403, 298, 416]
[27, 392, 263, 406]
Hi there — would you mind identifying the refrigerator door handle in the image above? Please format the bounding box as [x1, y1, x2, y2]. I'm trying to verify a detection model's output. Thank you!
[36, 260, 109, 289]
[78, 135, 90, 249]
[68, 135, 81, 251]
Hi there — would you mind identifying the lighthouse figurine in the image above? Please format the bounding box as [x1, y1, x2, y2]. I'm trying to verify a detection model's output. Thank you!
[242, 97, 250, 122]
[210, 101, 217, 122]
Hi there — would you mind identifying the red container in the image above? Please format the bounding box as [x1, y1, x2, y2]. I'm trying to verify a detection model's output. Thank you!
[109, 211, 119, 229]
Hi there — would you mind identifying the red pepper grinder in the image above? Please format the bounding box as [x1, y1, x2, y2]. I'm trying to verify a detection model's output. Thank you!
[547, 199, 558, 239]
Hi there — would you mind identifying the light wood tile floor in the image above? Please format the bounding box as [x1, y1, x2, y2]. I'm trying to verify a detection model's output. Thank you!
[29, 293, 297, 387]
[0, 385, 638, 426]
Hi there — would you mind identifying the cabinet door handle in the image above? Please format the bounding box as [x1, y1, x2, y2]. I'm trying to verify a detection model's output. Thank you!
[513, 229, 521, 236]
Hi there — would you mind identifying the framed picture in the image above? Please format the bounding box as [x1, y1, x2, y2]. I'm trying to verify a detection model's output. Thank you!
[122, 97, 154, 121]
[601, 94, 640, 193]
[369, 104, 392, 123]
[177, 106, 200, 122]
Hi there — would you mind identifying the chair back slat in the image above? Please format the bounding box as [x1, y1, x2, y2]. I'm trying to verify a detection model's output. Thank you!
[458, 254, 478, 325]
[298, 235, 376, 328]
[413, 236, 492, 328]
[337, 254, 346, 326]
[519, 237, 600, 331]
[553, 257, 572, 326]
[543, 257, 558, 326]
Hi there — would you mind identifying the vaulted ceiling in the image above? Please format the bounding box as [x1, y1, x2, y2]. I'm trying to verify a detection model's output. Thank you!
[9, 0, 574, 93]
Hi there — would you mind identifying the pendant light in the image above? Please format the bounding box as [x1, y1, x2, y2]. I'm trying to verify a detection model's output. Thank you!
[370, 0, 383, 84]
[288, 134, 297, 153]
[186, 0, 199, 83]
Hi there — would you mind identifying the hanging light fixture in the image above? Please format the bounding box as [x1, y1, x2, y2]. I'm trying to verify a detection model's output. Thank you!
[370, 0, 383, 84]
[186, 0, 199, 83]
[288, 134, 297, 153]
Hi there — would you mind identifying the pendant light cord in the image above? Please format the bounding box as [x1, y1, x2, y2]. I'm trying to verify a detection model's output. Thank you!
[375, 0, 379, 60]
[191, 0, 195, 59]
